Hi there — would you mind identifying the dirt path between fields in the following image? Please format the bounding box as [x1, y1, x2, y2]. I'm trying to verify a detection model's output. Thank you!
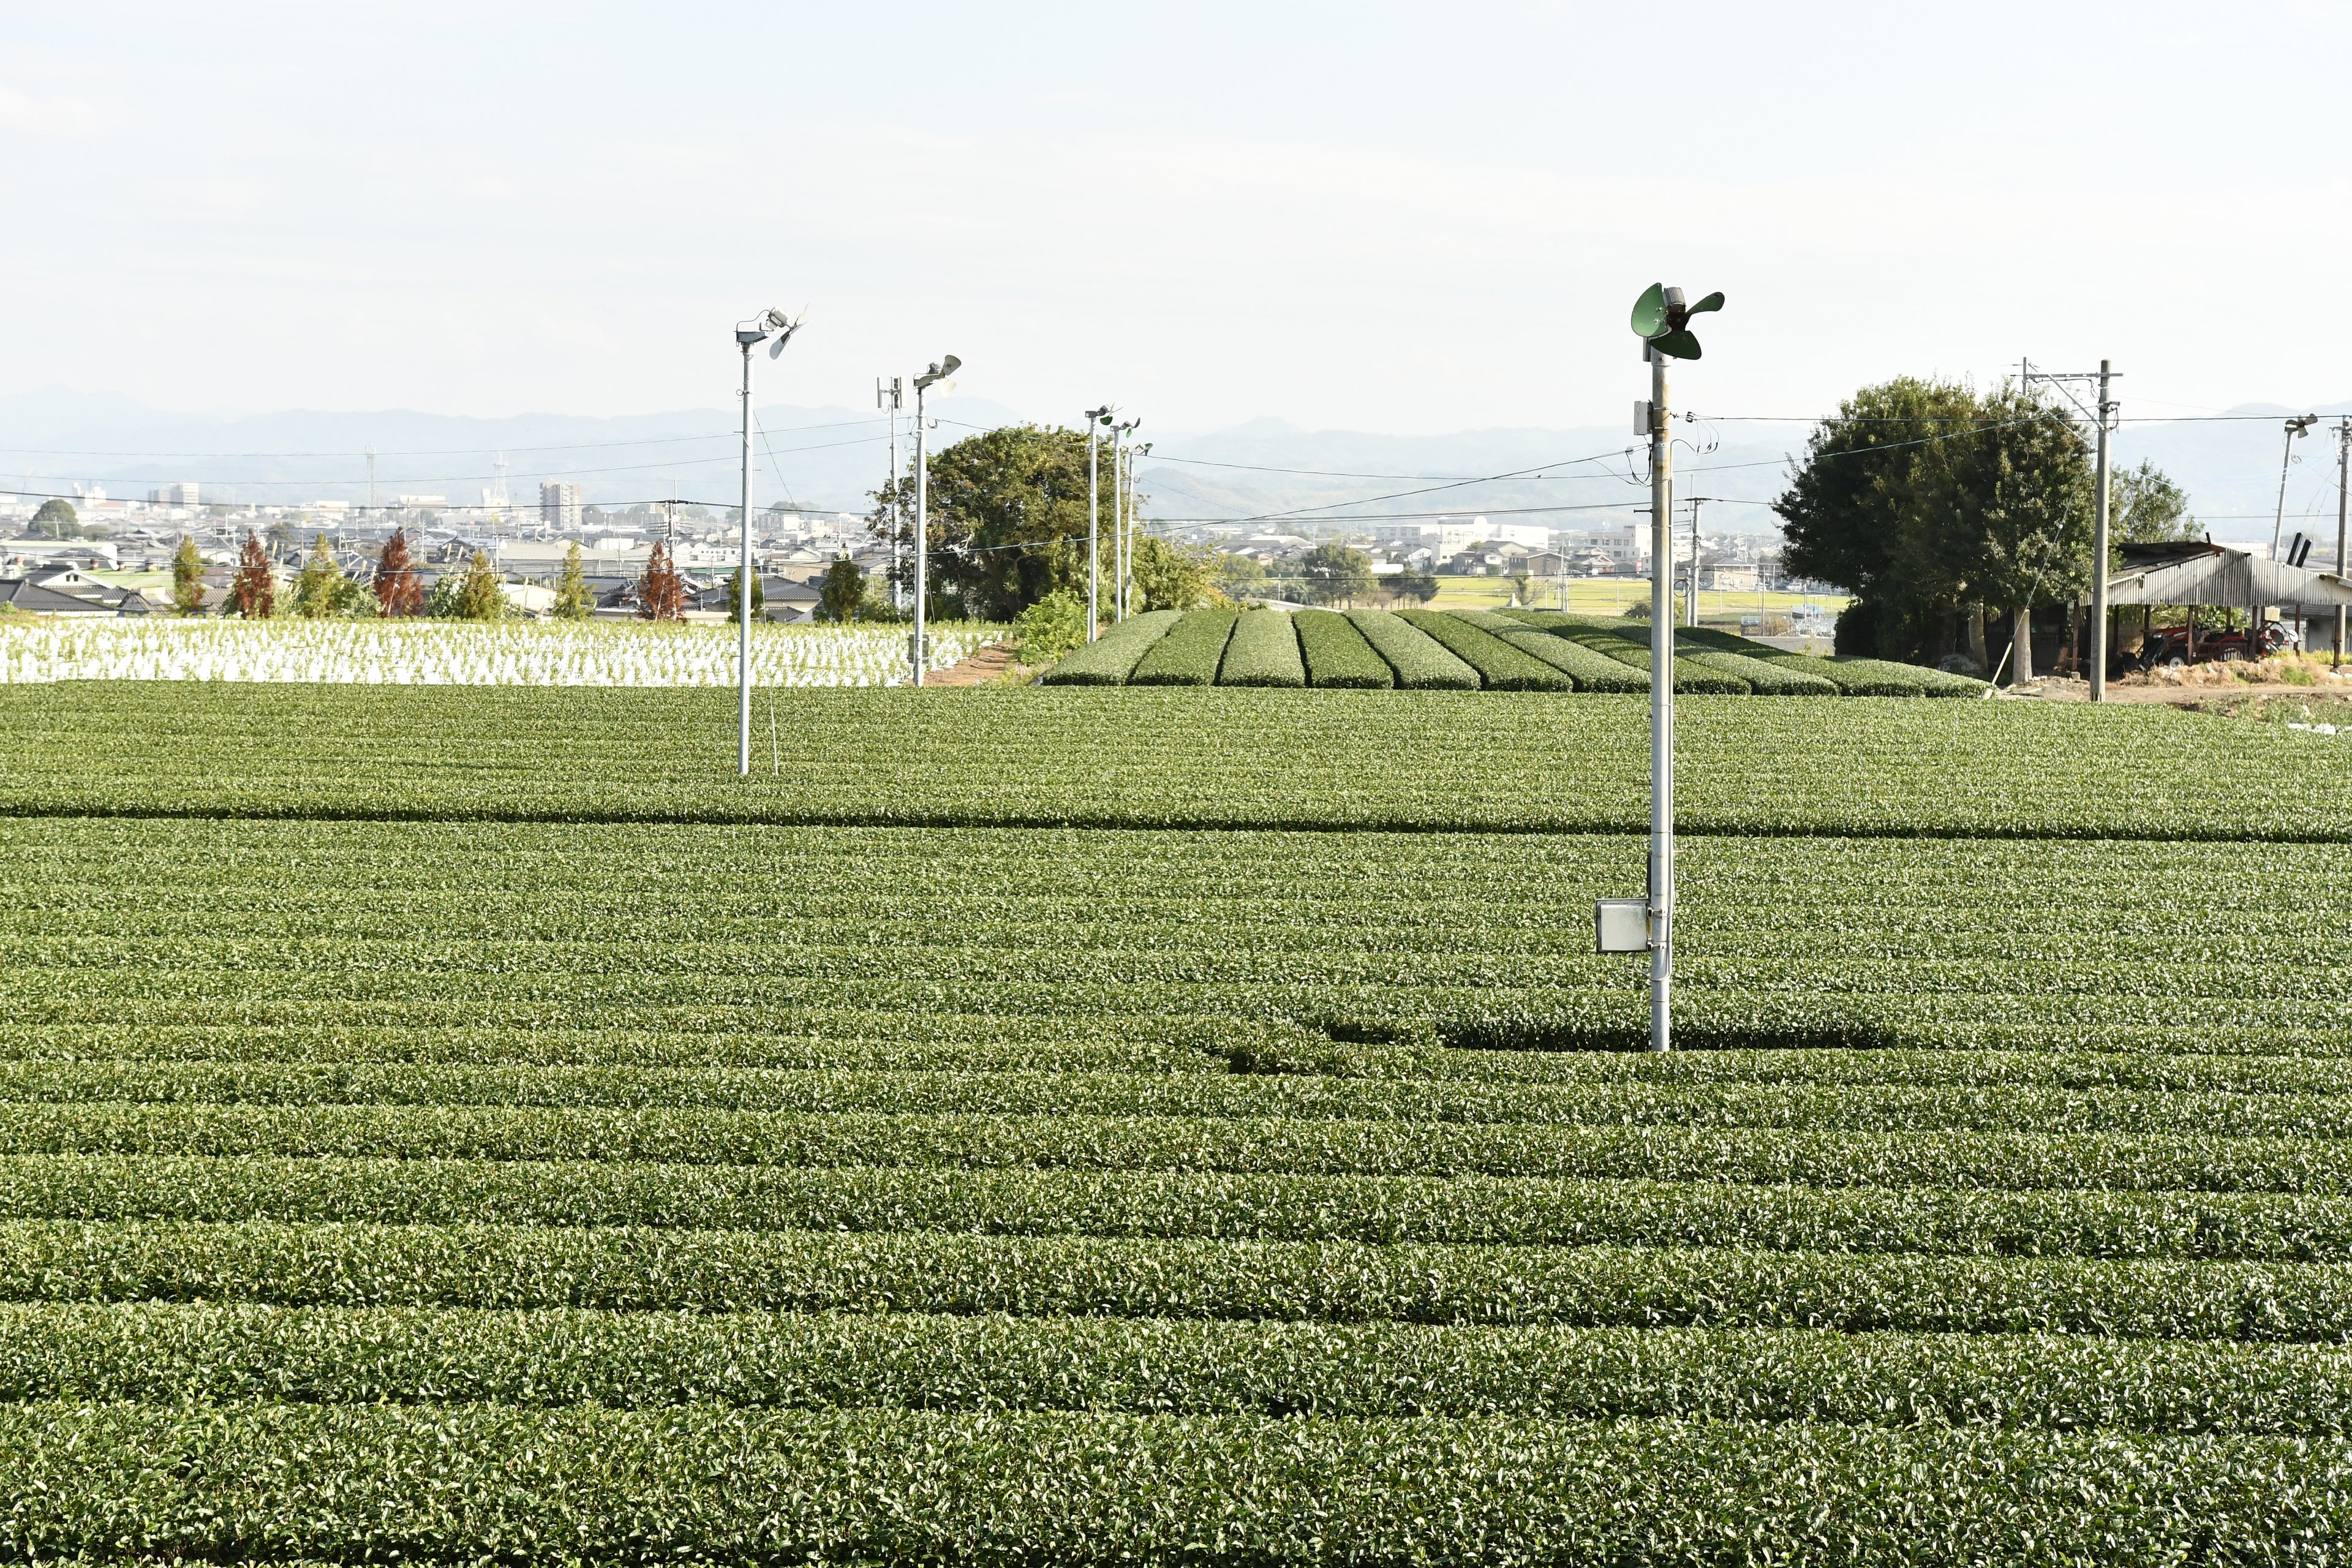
[926, 642, 1030, 687]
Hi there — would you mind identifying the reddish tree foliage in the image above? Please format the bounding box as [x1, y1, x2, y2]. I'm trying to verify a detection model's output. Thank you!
[638, 541, 687, 621]
[227, 532, 276, 619]
[375, 530, 422, 617]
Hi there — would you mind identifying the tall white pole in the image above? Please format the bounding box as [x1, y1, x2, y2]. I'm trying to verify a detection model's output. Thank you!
[1685, 497, 1701, 628]
[1648, 345, 1673, 1053]
[913, 382, 929, 687]
[1111, 425, 1127, 623]
[737, 341, 755, 777]
[2089, 360, 2114, 701]
[1087, 420, 1101, 642]
[2336, 418, 2349, 671]
[883, 379, 903, 611]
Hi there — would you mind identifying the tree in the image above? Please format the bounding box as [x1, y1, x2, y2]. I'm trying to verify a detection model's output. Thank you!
[172, 537, 206, 616]
[375, 531, 422, 617]
[867, 424, 1113, 621]
[29, 499, 80, 538]
[1011, 587, 1087, 660]
[226, 532, 275, 619]
[816, 556, 867, 623]
[292, 535, 349, 618]
[552, 541, 593, 620]
[456, 550, 505, 621]
[1298, 543, 1374, 606]
[722, 567, 766, 620]
[2111, 460, 2196, 551]
[1386, 569, 1439, 606]
[1211, 551, 1272, 604]
[636, 542, 687, 620]
[1775, 377, 2092, 668]
[1131, 536, 1214, 611]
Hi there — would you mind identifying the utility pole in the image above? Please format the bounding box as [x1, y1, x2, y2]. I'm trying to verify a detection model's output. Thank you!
[2337, 418, 2349, 671]
[1110, 419, 1137, 622]
[734, 309, 803, 775]
[365, 447, 375, 513]
[880, 378, 905, 610]
[2089, 360, 2114, 701]
[2269, 415, 2320, 650]
[1084, 407, 1110, 641]
[910, 356, 960, 686]
[1685, 496, 1701, 627]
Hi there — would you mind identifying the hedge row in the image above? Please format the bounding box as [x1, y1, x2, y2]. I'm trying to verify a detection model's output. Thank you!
[19, 1156, 2352, 1261]
[1678, 644, 1841, 696]
[1506, 611, 1752, 693]
[1216, 610, 1307, 688]
[9, 684, 2348, 839]
[1450, 610, 1649, 691]
[15, 1221, 2352, 1336]
[2, 1401, 2345, 1564]
[1036, 609, 1182, 684]
[22, 1059, 2352, 1141]
[12, 1304, 2352, 1434]
[9, 1105, 2352, 1194]
[1678, 626, 1988, 697]
[1291, 609, 1392, 688]
[1389, 610, 1574, 690]
[1127, 609, 1235, 685]
[1340, 609, 1479, 688]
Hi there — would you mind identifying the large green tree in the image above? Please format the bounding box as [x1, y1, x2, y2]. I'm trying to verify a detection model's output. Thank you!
[869, 425, 1126, 622]
[1297, 543, 1374, 606]
[29, 499, 80, 538]
[1776, 377, 2097, 670]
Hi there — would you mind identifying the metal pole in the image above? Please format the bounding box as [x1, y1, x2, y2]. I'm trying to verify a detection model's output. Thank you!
[1111, 425, 1126, 622]
[1087, 420, 1101, 641]
[1685, 497, 1700, 627]
[2089, 360, 2113, 701]
[913, 382, 929, 687]
[882, 379, 903, 611]
[1648, 345, 1673, 1054]
[2268, 422, 2301, 650]
[737, 340, 754, 777]
[2336, 418, 2348, 671]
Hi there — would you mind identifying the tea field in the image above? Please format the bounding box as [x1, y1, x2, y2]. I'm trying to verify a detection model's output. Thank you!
[1, 683, 2351, 1562]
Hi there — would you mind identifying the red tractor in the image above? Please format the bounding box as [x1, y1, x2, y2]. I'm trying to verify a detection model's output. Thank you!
[2132, 621, 2297, 670]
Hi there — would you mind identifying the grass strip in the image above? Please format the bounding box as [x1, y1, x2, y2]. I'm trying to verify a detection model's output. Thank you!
[1291, 609, 1392, 688]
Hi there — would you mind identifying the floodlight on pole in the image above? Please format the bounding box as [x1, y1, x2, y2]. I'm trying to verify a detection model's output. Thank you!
[1600, 280, 1726, 1054]
[1084, 406, 1112, 641]
[734, 306, 805, 777]
[908, 356, 960, 687]
[2266, 414, 2319, 648]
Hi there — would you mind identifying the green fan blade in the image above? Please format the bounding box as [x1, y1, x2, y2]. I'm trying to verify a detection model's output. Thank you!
[1687, 291, 1725, 315]
[1629, 283, 1667, 339]
[1652, 329, 1703, 360]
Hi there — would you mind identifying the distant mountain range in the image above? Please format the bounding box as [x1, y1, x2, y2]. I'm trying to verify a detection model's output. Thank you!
[4, 386, 2345, 546]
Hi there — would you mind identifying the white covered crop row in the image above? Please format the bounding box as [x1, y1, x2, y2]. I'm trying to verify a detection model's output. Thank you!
[0, 620, 988, 687]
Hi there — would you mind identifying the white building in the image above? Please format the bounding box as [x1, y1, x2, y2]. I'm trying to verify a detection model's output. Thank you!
[540, 482, 583, 532]
[145, 482, 199, 506]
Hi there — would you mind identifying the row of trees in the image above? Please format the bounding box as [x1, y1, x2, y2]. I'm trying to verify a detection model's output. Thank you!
[179, 531, 598, 622]
[1774, 377, 2193, 675]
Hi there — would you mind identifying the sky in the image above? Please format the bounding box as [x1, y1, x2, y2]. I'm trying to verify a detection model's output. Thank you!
[5, 1, 2351, 436]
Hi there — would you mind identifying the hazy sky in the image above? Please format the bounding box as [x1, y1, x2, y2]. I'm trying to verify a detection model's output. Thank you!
[6, 1, 2350, 433]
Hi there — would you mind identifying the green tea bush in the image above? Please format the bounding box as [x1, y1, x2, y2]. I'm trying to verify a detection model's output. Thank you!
[1341, 610, 1478, 689]
[1390, 611, 1574, 690]
[1452, 610, 1647, 691]
[1215, 611, 1306, 688]
[1036, 609, 1181, 684]
[1507, 611, 1751, 693]
[1128, 610, 1236, 686]
[1292, 609, 1392, 688]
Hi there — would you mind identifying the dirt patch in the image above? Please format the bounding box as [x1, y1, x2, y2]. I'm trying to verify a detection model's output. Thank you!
[925, 642, 1032, 687]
